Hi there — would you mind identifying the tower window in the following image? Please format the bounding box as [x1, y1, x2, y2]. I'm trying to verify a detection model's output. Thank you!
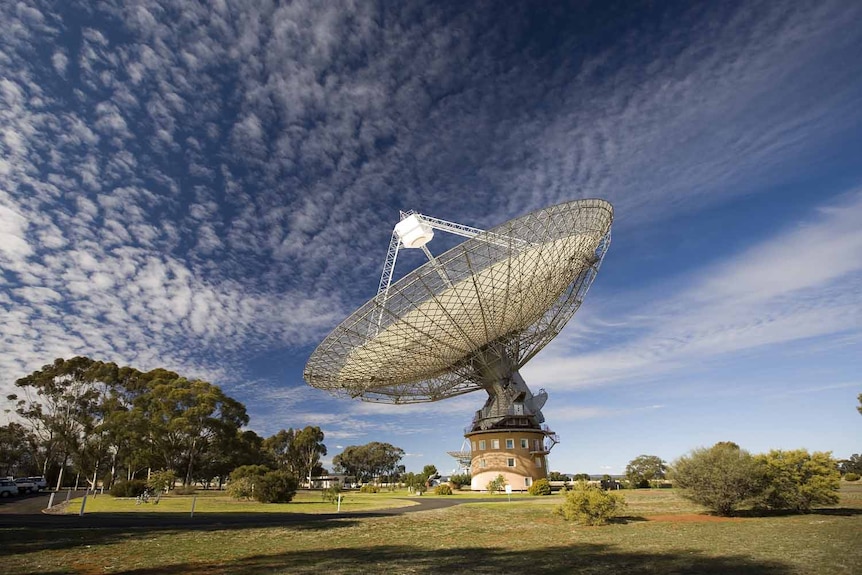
[507, 458, 516, 467]
[506, 439, 514, 449]
[492, 439, 500, 449]
[520, 438, 528, 449]
[479, 440, 486, 450]
[479, 459, 486, 468]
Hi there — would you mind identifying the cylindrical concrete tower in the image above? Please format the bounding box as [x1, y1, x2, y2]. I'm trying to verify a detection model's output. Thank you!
[463, 365, 559, 491]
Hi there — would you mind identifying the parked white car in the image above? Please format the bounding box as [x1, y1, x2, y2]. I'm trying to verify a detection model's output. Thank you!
[14, 478, 38, 494]
[0, 479, 19, 497]
[28, 476, 48, 491]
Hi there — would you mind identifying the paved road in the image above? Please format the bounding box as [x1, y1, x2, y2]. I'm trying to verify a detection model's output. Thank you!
[0, 493, 501, 530]
[0, 490, 84, 515]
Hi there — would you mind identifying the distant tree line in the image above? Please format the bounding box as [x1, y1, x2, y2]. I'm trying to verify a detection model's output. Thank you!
[2, 356, 326, 491]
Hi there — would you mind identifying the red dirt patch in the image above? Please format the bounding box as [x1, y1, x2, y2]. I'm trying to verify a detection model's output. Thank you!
[646, 514, 742, 523]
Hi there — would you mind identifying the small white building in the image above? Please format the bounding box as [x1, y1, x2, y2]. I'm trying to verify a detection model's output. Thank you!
[308, 474, 353, 489]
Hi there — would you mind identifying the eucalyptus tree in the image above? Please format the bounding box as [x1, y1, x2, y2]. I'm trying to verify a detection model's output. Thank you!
[133, 370, 249, 485]
[10, 357, 252, 488]
[0, 422, 38, 477]
[198, 429, 267, 488]
[262, 427, 327, 485]
[264, 428, 297, 472]
[10, 357, 113, 489]
[333, 442, 404, 483]
[293, 426, 327, 485]
[625, 454, 668, 488]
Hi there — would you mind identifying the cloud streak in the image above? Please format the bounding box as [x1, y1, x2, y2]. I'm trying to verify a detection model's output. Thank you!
[1, 0, 861, 472]
[525, 190, 862, 389]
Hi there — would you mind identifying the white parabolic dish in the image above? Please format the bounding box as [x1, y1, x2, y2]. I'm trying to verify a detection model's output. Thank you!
[304, 198, 613, 403]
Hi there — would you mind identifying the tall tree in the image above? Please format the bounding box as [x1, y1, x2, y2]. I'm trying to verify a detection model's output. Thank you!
[264, 429, 297, 472]
[625, 454, 668, 487]
[10, 357, 109, 489]
[198, 429, 267, 488]
[293, 426, 327, 486]
[0, 422, 39, 477]
[9, 357, 254, 489]
[137, 373, 248, 485]
[839, 454, 862, 476]
[333, 442, 404, 483]
[421, 464, 439, 487]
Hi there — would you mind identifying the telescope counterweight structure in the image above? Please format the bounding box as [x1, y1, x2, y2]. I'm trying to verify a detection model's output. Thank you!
[304, 199, 613, 490]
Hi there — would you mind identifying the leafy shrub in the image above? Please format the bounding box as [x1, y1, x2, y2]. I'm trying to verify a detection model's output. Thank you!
[672, 443, 763, 516]
[402, 472, 427, 494]
[359, 484, 379, 493]
[528, 478, 552, 496]
[449, 473, 471, 489]
[227, 465, 271, 500]
[322, 484, 343, 503]
[227, 477, 255, 500]
[146, 469, 176, 493]
[556, 482, 626, 526]
[434, 484, 453, 495]
[110, 479, 147, 498]
[230, 465, 272, 481]
[173, 485, 197, 495]
[254, 470, 298, 503]
[844, 472, 860, 482]
[754, 449, 840, 512]
[486, 474, 507, 494]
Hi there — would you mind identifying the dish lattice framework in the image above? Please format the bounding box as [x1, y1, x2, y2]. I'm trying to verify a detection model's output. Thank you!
[304, 199, 613, 403]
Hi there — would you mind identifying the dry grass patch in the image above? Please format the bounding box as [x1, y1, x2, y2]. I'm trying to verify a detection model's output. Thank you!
[60, 489, 417, 514]
[4, 486, 860, 574]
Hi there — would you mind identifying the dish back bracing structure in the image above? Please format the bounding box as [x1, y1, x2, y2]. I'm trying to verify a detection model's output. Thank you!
[304, 199, 613, 441]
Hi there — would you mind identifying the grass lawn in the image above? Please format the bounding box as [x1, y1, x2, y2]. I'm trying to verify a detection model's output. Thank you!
[57, 489, 419, 514]
[3, 484, 860, 574]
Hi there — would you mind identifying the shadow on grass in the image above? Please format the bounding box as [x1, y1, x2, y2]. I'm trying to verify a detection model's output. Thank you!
[0, 513, 367, 558]
[733, 506, 862, 518]
[14, 543, 792, 575]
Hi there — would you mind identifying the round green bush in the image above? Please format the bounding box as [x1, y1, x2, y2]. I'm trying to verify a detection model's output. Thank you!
[110, 479, 147, 498]
[227, 477, 256, 500]
[254, 470, 298, 503]
[227, 465, 271, 500]
[528, 478, 552, 496]
[555, 482, 626, 526]
[844, 472, 860, 482]
[434, 484, 453, 495]
[359, 484, 380, 493]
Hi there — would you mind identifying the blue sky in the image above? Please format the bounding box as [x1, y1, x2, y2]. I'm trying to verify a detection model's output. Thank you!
[1, 0, 860, 476]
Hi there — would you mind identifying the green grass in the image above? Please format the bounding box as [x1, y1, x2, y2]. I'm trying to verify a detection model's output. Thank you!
[4, 485, 860, 574]
[58, 489, 418, 514]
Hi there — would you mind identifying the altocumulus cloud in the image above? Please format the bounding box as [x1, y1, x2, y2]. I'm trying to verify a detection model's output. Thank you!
[1, 0, 861, 424]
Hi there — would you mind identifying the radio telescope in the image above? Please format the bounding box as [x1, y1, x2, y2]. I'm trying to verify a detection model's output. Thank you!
[304, 199, 613, 490]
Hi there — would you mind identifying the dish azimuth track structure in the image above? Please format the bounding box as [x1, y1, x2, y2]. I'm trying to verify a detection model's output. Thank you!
[304, 199, 613, 490]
